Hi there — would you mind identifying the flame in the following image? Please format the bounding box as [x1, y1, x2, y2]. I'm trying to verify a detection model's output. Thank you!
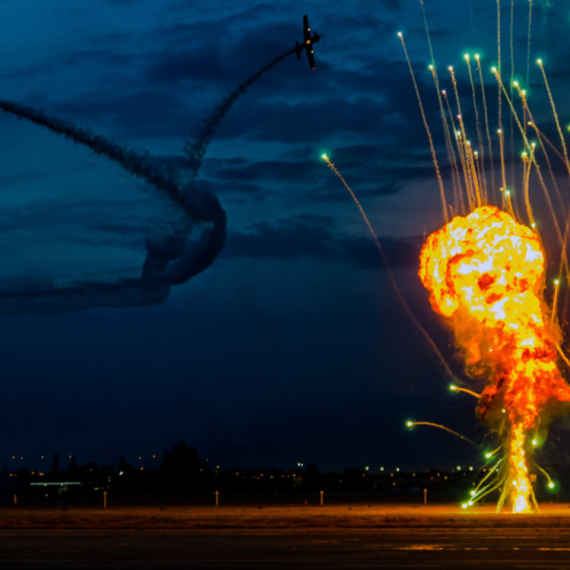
[419, 205, 570, 512]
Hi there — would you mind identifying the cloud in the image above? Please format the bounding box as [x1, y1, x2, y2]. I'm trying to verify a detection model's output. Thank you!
[51, 91, 191, 138]
[201, 142, 438, 201]
[221, 214, 422, 270]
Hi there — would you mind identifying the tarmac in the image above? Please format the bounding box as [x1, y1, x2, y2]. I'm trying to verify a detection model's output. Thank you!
[2, 503, 570, 568]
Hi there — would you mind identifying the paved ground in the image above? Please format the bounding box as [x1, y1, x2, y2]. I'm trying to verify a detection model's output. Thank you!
[2, 504, 570, 568]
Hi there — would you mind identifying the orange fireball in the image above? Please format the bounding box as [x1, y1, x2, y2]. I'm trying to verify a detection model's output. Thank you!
[419, 206, 570, 512]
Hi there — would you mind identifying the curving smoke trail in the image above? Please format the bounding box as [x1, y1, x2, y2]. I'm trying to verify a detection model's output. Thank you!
[0, 99, 226, 313]
[184, 46, 298, 179]
[0, 270, 161, 315]
[0, 99, 204, 223]
[0, 44, 303, 314]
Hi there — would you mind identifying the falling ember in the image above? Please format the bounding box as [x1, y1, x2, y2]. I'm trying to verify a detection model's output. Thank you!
[419, 206, 570, 512]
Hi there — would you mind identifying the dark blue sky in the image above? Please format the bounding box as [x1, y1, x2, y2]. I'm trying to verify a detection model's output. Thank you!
[1, 0, 570, 473]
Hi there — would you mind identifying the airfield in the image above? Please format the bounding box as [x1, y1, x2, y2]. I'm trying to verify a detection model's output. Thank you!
[3, 502, 570, 568]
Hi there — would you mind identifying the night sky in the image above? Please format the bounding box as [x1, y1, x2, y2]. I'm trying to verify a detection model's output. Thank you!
[2, 0, 570, 474]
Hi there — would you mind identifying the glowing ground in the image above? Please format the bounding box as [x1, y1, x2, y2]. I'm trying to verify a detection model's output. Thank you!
[4, 504, 570, 568]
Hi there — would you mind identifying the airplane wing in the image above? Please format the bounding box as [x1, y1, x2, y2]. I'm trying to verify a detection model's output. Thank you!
[305, 44, 316, 70]
[303, 15, 311, 43]
[303, 15, 316, 70]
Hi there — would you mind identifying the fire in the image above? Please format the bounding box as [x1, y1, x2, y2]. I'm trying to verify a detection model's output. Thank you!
[419, 205, 570, 512]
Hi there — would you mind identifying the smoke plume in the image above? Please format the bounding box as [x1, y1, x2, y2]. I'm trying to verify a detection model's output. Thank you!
[184, 47, 297, 179]
[0, 99, 226, 313]
[0, 42, 306, 313]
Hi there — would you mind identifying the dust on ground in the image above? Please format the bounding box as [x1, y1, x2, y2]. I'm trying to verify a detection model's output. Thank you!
[2, 503, 570, 530]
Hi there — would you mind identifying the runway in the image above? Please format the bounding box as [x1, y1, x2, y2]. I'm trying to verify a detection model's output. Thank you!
[2, 504, 570, 568]
[3, 528, 570, 569]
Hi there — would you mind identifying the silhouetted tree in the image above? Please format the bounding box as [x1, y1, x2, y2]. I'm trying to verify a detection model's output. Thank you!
[341, 467, 369, 491]
[304, 463, 324, 491]
[50, 453, 59, 477]
[67, 454, 80, 479]
[160, 440, 207, 492]
[114, 456, 135, 493]
[117, 456, 133, 476]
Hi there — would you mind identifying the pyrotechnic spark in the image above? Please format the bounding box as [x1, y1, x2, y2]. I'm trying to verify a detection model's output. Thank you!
[526, 0, 533, 88]
[536, 60, 570, 179]
[406, 421, 476, 445]
[474, 54, 496, 202]
[321, 154, 458, 382]
[484, 447, 501, 459]
[449, 384, 481, 399]
[551, 279, 560, 327]
[399, 31, 448, 223]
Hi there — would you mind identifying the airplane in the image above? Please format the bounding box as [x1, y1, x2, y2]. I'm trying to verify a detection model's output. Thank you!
[295, 14, 320, 70]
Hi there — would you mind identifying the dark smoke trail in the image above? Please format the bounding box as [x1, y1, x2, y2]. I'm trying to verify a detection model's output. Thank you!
[184, 47, 297, 178]
[0, 99, 203, 224]
[0, 270, 164, 315]
[0, 43, 300, 313]
[0, 99, 226, 313]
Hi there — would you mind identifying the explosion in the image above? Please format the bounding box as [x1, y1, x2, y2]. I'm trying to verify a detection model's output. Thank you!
[322, 2, 570, 513]
[420, 205, 570, 512]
